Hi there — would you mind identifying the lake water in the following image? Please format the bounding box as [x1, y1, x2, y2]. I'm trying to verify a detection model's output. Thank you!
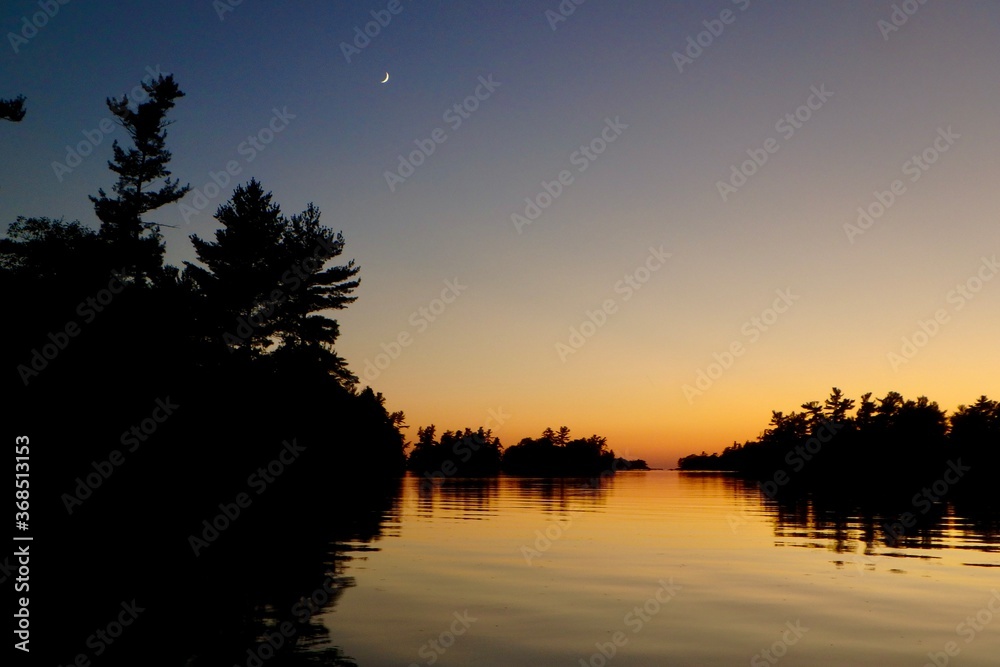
[323, 471, 1000, 666]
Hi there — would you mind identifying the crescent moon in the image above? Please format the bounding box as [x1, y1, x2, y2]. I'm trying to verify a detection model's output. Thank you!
[381, 72, 390, 84]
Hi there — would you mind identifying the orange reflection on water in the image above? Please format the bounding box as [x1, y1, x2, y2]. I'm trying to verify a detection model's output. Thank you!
[327, 471, 1000, 667]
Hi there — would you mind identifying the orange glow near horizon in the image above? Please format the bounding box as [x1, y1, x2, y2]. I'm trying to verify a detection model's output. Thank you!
[360, 368, 998, 470]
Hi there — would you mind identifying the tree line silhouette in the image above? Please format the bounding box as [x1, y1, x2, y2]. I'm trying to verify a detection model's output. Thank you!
[2, 74, 407, 665]
[406, 424, 649, 478]
[678, 387, 999, 499]
[4, 74, 407, 468]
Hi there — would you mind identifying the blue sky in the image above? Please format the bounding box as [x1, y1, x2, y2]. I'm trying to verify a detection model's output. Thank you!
[3, 1, 999, 465]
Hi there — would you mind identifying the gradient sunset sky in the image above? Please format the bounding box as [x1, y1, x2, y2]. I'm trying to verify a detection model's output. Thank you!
[3, 1, 998, 467]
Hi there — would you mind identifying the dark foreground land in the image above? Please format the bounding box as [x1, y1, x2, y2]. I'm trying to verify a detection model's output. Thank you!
[2, 75, 644, 665]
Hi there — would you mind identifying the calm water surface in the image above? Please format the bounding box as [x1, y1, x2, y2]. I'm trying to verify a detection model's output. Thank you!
[323, 472, 1000, 666]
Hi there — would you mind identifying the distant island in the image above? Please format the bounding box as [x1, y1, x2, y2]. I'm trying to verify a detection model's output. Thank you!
[407, 425, 649, 479]
[678, 388, 998, 499]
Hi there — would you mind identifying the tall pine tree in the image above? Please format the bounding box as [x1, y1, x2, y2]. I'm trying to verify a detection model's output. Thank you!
[89, 75, 189, 282]
[185, 180, 360, 385]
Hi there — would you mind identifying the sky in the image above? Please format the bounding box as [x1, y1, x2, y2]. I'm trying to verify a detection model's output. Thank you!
[3, 1, 999, 467]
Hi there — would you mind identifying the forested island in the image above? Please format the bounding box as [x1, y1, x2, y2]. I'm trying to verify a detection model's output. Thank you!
[678, 388, 999, 499]
[407, 424, 649, 478]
